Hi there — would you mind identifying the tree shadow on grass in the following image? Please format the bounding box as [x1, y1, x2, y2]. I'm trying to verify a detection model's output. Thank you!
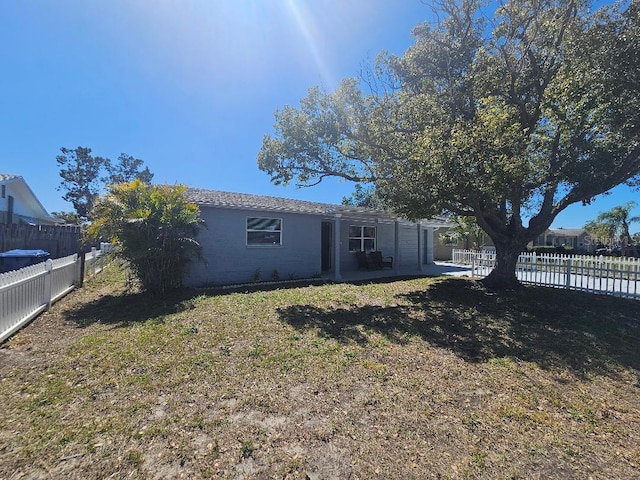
[63, 278, 332, 328]
[63, 289, 202, 328]
[62, 274, 329, 329]
[278, 278, 640, 376]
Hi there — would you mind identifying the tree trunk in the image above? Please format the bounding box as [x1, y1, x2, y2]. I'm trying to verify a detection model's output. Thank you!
[481, 241, 526, 290]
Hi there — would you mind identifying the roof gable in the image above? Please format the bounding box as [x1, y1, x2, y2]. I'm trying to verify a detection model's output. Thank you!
[0, 173, 61, 224]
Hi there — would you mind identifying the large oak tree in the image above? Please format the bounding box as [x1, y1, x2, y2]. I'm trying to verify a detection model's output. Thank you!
[258, 0, 640, 289]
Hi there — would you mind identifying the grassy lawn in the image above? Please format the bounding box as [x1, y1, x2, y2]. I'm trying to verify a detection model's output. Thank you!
[1, 262, 639, 479]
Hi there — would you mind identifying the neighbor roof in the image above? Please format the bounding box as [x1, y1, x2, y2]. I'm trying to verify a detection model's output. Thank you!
[0, 173, 63, 224]
[0, 173, 20, 184]
[185, 188, 453, 227]
[546, 228, 588, 237]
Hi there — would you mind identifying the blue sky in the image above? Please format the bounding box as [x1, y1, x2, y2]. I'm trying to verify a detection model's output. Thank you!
[1, 0, 637, 230]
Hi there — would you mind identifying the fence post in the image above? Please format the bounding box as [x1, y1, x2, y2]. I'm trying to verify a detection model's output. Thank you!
[78, 251, 85, 288]
[44, 259, 53, 310]
[565, 258, 572, 288]
[471, 253, 476, 277]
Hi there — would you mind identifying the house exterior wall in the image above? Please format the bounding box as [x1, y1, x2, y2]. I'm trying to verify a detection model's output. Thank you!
[0, 179, 57, 225]
[335, 219, 428, 270]
[0, 182, 16, 224]
[398, 224, 420, 267]
[184, 200, 447, 286]
[6, 182, 30, 220]
[185, 206, 322, 287]
[337, 218, 397, 271]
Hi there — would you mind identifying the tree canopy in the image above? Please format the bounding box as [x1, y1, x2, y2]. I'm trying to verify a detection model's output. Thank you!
[258, 0, 640, 288]
[87, 180, 202, 295]
[440, 216, 488, 252]
[341, 184, 388, 209]
[105, 153, 154, 185]
[50, 211, 82, 225]
[57, 146, 153, 221]
[56, 147, 107, 221]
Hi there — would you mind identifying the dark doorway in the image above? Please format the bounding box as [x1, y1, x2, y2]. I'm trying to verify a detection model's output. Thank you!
[321, 222, 333, 271]
[7, 195, 14, 224]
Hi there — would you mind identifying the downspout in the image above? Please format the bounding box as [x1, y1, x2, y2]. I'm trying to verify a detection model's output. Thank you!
[417, 223, 424, 272]
[394, 219, 400, 275]
[427, 227, 439, 264]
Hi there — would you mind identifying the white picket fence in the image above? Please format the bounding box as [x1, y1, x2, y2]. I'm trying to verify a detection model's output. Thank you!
[0, 246, 110, 343]
[452, 249, 640, 299]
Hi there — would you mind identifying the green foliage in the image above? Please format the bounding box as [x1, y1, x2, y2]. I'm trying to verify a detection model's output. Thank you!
[439, 216, 487, 251]
[104, 153, 154, 185]
[50, 210, 82, 225]
[258, 0, 640, 289]
[584, 219, 616, 246]
[342, 184, 388, 209]
[57, 146, 153, 221]
[56, 147, 108, 221]
[88, 180, 202, 295]
[584, 201, 640, 255]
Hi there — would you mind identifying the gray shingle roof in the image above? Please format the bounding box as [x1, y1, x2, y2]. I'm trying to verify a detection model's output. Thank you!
[547, 228, 587, 237]
[185, 187, 393, 217]
[185, 188, 454, 227]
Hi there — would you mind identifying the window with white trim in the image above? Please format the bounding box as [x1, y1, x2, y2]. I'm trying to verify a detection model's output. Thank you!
[348, 225, 376, 252]
[247, 217, 282, 245]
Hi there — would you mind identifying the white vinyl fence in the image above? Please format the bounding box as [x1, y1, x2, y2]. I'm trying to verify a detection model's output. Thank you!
[452, 249, 640, 300]
[0, 246, 110, 343]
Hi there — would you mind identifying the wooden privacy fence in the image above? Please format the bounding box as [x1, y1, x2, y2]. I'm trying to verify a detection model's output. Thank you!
[0, 248, 109, 343]
[452, 249, 640, 299]
[0, 224, 82, 258]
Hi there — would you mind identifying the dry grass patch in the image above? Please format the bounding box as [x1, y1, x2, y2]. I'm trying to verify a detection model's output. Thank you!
[1, 262, 639, 479]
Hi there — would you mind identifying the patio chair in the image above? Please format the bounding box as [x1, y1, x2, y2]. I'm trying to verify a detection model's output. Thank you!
[369, 251, 393, 269]
[356, 251, 371, 269]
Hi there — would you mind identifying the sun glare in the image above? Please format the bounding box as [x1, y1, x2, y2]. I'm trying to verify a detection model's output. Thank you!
[111, 0, 338, 92]
[281, 0, 336, 88]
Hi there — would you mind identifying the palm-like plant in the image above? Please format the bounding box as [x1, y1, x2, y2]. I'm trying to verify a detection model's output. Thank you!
[584, 202, 640, 256]
[88, 180, 202, 294]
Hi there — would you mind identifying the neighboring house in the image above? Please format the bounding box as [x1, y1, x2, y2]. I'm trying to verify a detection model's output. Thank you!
[184, 188, 453, 287]
[0, 174, 62, 225]
[533, 228, 592, 252]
